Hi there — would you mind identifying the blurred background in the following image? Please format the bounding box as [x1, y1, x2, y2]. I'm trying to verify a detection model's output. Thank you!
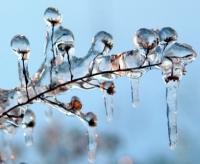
[0, 0, 200, 164]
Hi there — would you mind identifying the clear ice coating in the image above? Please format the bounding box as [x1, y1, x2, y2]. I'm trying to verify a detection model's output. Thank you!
[22, 109, 36, 147]
[0, 7, 197, 163]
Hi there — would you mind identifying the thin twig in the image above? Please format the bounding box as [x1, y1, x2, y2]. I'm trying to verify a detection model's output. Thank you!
[0, 62, 161, 118]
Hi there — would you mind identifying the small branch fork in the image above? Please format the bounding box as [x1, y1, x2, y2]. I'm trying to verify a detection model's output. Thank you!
[0, 62, 161, 119]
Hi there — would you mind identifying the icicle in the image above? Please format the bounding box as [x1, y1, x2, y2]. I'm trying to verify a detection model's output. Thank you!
[103, 91, 113, 122]
[166, 80, 180, 149]
[129, 78, 139, 107]
[43, 97, 55, 122]
[80, 112, 97, 163]
[44, 104, 53, 122]
[87, 126, 97, 163]
[100, 82, 115, 122]
[22, 109, 36, 147]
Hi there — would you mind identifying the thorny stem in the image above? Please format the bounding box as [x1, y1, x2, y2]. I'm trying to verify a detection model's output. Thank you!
[0, 62, 161, 118]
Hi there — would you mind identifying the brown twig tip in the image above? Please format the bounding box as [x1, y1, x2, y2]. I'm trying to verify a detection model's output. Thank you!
[25, 120, 35, 128]
[165, 76, 180, 83]
[89, 118, 97, 127]
[164, 37, 175, 43]
[15, 49, 30, 54]
[107, 84, 115, 95]
[71, 99, 82, 110]
[102, 38, 113, 49]
[100, 82, 106, 90]
[46, 18, 61, 24]
[100, 82, 115, 95]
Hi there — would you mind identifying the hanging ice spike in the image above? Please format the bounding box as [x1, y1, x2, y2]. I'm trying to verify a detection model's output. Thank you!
[80, 112, 97, 163]
[87, 126, 97, 163]
[100, 82, 115, 122]
[129, 78, 140, 107]
[22, 109, 36, 147]
[166, 80, 179, 149]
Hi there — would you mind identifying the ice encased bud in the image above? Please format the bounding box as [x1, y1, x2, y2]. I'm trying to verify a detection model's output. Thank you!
[44, 7, 62, 26]
[92, 31, 114, 54]
[70, 96, 82, 110]
[11, 35, 30, 60]
[22, 109, 36, 147]
[159, 27, 178, 42]
[54, 27, 75, 60]
[83, 112, 97, 127]
[134, 28, 157, 54]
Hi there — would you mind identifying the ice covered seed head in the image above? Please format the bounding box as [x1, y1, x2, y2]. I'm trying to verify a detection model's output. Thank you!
[84, 112, 97, 127]
[134, 28, 157, 55]
[44, 7, 62, 27]
[71, 96, 82, 110]
[11, 35, 30, 60]
[92, 31, 114, 55]
[54, 27, 75, 58]
[159, 27, 178, 43]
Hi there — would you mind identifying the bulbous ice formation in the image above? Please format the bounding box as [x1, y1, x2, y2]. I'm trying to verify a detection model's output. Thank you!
[134, 28, 157, 56]
[91, 31, 113, 55]
[11, 35, 30, 60]
[159, 27, 178, 42]
[44, 7, 62, 27]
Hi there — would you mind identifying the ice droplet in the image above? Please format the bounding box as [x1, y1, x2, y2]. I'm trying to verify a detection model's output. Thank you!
[11, 35, 30, 60]
[129, 78, 139, 107]
[44, 7, 62, 26]
[22, 109, 36, 147]
[159, 27, 178, 42]
[100, 82, 115, 122]
[92, 31, 113, 55]
[134, 28, 157, 55]
[166, 80, 179, 149]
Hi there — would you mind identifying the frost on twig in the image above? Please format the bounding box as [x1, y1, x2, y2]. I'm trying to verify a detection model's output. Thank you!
[0, 7, 197, 163]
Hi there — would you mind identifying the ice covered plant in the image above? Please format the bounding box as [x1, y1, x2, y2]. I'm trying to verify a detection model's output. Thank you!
[0, 7, 197, 163]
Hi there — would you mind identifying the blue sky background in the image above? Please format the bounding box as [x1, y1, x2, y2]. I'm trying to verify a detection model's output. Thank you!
[0, 1, 200, 164]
